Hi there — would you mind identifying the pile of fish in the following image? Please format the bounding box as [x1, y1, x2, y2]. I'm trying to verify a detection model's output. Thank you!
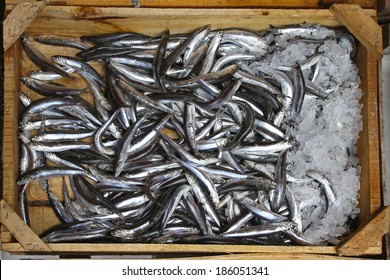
[17, 25, 357, 245]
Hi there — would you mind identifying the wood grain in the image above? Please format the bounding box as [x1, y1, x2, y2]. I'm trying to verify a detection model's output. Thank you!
[19, 7, 348, 37]
[0, 200, 51, 252]
[3, 1, 46, 51]
[0, 242, 382, 255]
[5, 0, 376, 9]
[168, 252, 365, 260]
[1, 39, 22, 243]
[337, 206, 390, 256]
[330, 4, 383, 60]
[1, 6, 384, 257]
[355, 46, 382, 220]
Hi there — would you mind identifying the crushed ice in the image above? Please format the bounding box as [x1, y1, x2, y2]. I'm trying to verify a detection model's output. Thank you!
[261, 25, 362, 245]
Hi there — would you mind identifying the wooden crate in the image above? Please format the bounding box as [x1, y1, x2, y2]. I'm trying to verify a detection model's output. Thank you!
[1, 1, 389, 259]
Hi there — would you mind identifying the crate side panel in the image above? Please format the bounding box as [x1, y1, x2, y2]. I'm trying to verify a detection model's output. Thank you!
[21, 7, 350, 37]
[1, 7, 382, 255]
[356, 46, 382, 224]
[29, 207, 61, 237]
[17, 8, 347, 238]
[5, 0, 376, 9]
[0, 241, 383, 255]
[2, 40, 22, 243]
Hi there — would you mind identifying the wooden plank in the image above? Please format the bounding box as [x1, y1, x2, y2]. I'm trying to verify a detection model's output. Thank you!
[1, 6, 383, 257]
[18, 7, 359, 38]
[0, 226, 13, 243]
[355, 46, 382, 223]
[2, 38, 21, 244]
[26, 6, 377, 19]
[337, 206, 390, 256]
[3, 1, 46, 51]
[29, 207, 60, 236]
[364, 50, 382, 215]
[0, 242, 382, 255]
[5, 0, 376, 8]
[13, 7, 376, 38]
[138, 0, 375, 9]
[330, 4, 383, 60]
[0, 200, 51, 252]
[1, 243, 339, 254]
[378, 55, 387, 209]
[169, 253, 365, 260]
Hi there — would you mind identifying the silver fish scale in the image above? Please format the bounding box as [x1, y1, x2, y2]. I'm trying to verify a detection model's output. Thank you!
[17, 24, 354, 246]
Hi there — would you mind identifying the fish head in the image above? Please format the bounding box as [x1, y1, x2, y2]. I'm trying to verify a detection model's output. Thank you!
[43, 152, 56, 159]
[111, 229, 126, 238]
[96, 206, 113, 215]
[287, 138, 298, 148]
[20, 77, 30, 85]
[288, 222, 300, 235]
[32, 134, 43, 141]
[52, 56, 67, 66]
[17, 178, 28, 185]
[114, 165, 123, 178]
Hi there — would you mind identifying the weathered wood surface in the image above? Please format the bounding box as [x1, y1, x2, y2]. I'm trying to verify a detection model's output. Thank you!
[5, 0, 376, 9]
[3, 1, 46, 51]
[337, 206, 390, 256]
[331, 4, 383, 60]
[169, 252, 366, 260]
[2, 6, 376, 38]
[355, 47, 382, 222]
[0, 6, 384, 257]
[0, 200, 51, 252]
[0, 242, 382, 256]
[1, 38, 22, 243]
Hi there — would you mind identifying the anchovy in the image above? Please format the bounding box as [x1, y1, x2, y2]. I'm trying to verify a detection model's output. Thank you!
[114, 112, 151, 177]
[167, 64, 239, 89]
[28, 69, 76, 81]
[115, 79, 176, 115]
[28, 141, 93, 152]
[290, 63, 306, 120]
[21, 35, 73, 78]
[94, 109, 121, 156]
[307, 170, 337, 206]
[231, 139, 296, 156]
[17, 167, 87, 185]
[161, 25, 210, 75]
[20, 97, 82, 125]
[52, 55, 105, 87]
[153, 30, 169, 89]
[173, 156, 219, 207]
[200, 30, 224, 75]
[270, 150, 287, 212]
[33, 129, 95, 142]
[184, 102, 200, 157]
[34, 35, 90, 50]
[195, 80, 241, 110]
[223, 100, 255, 150]
[21, 25, 353, 246]
[222, 221, 297, 238]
